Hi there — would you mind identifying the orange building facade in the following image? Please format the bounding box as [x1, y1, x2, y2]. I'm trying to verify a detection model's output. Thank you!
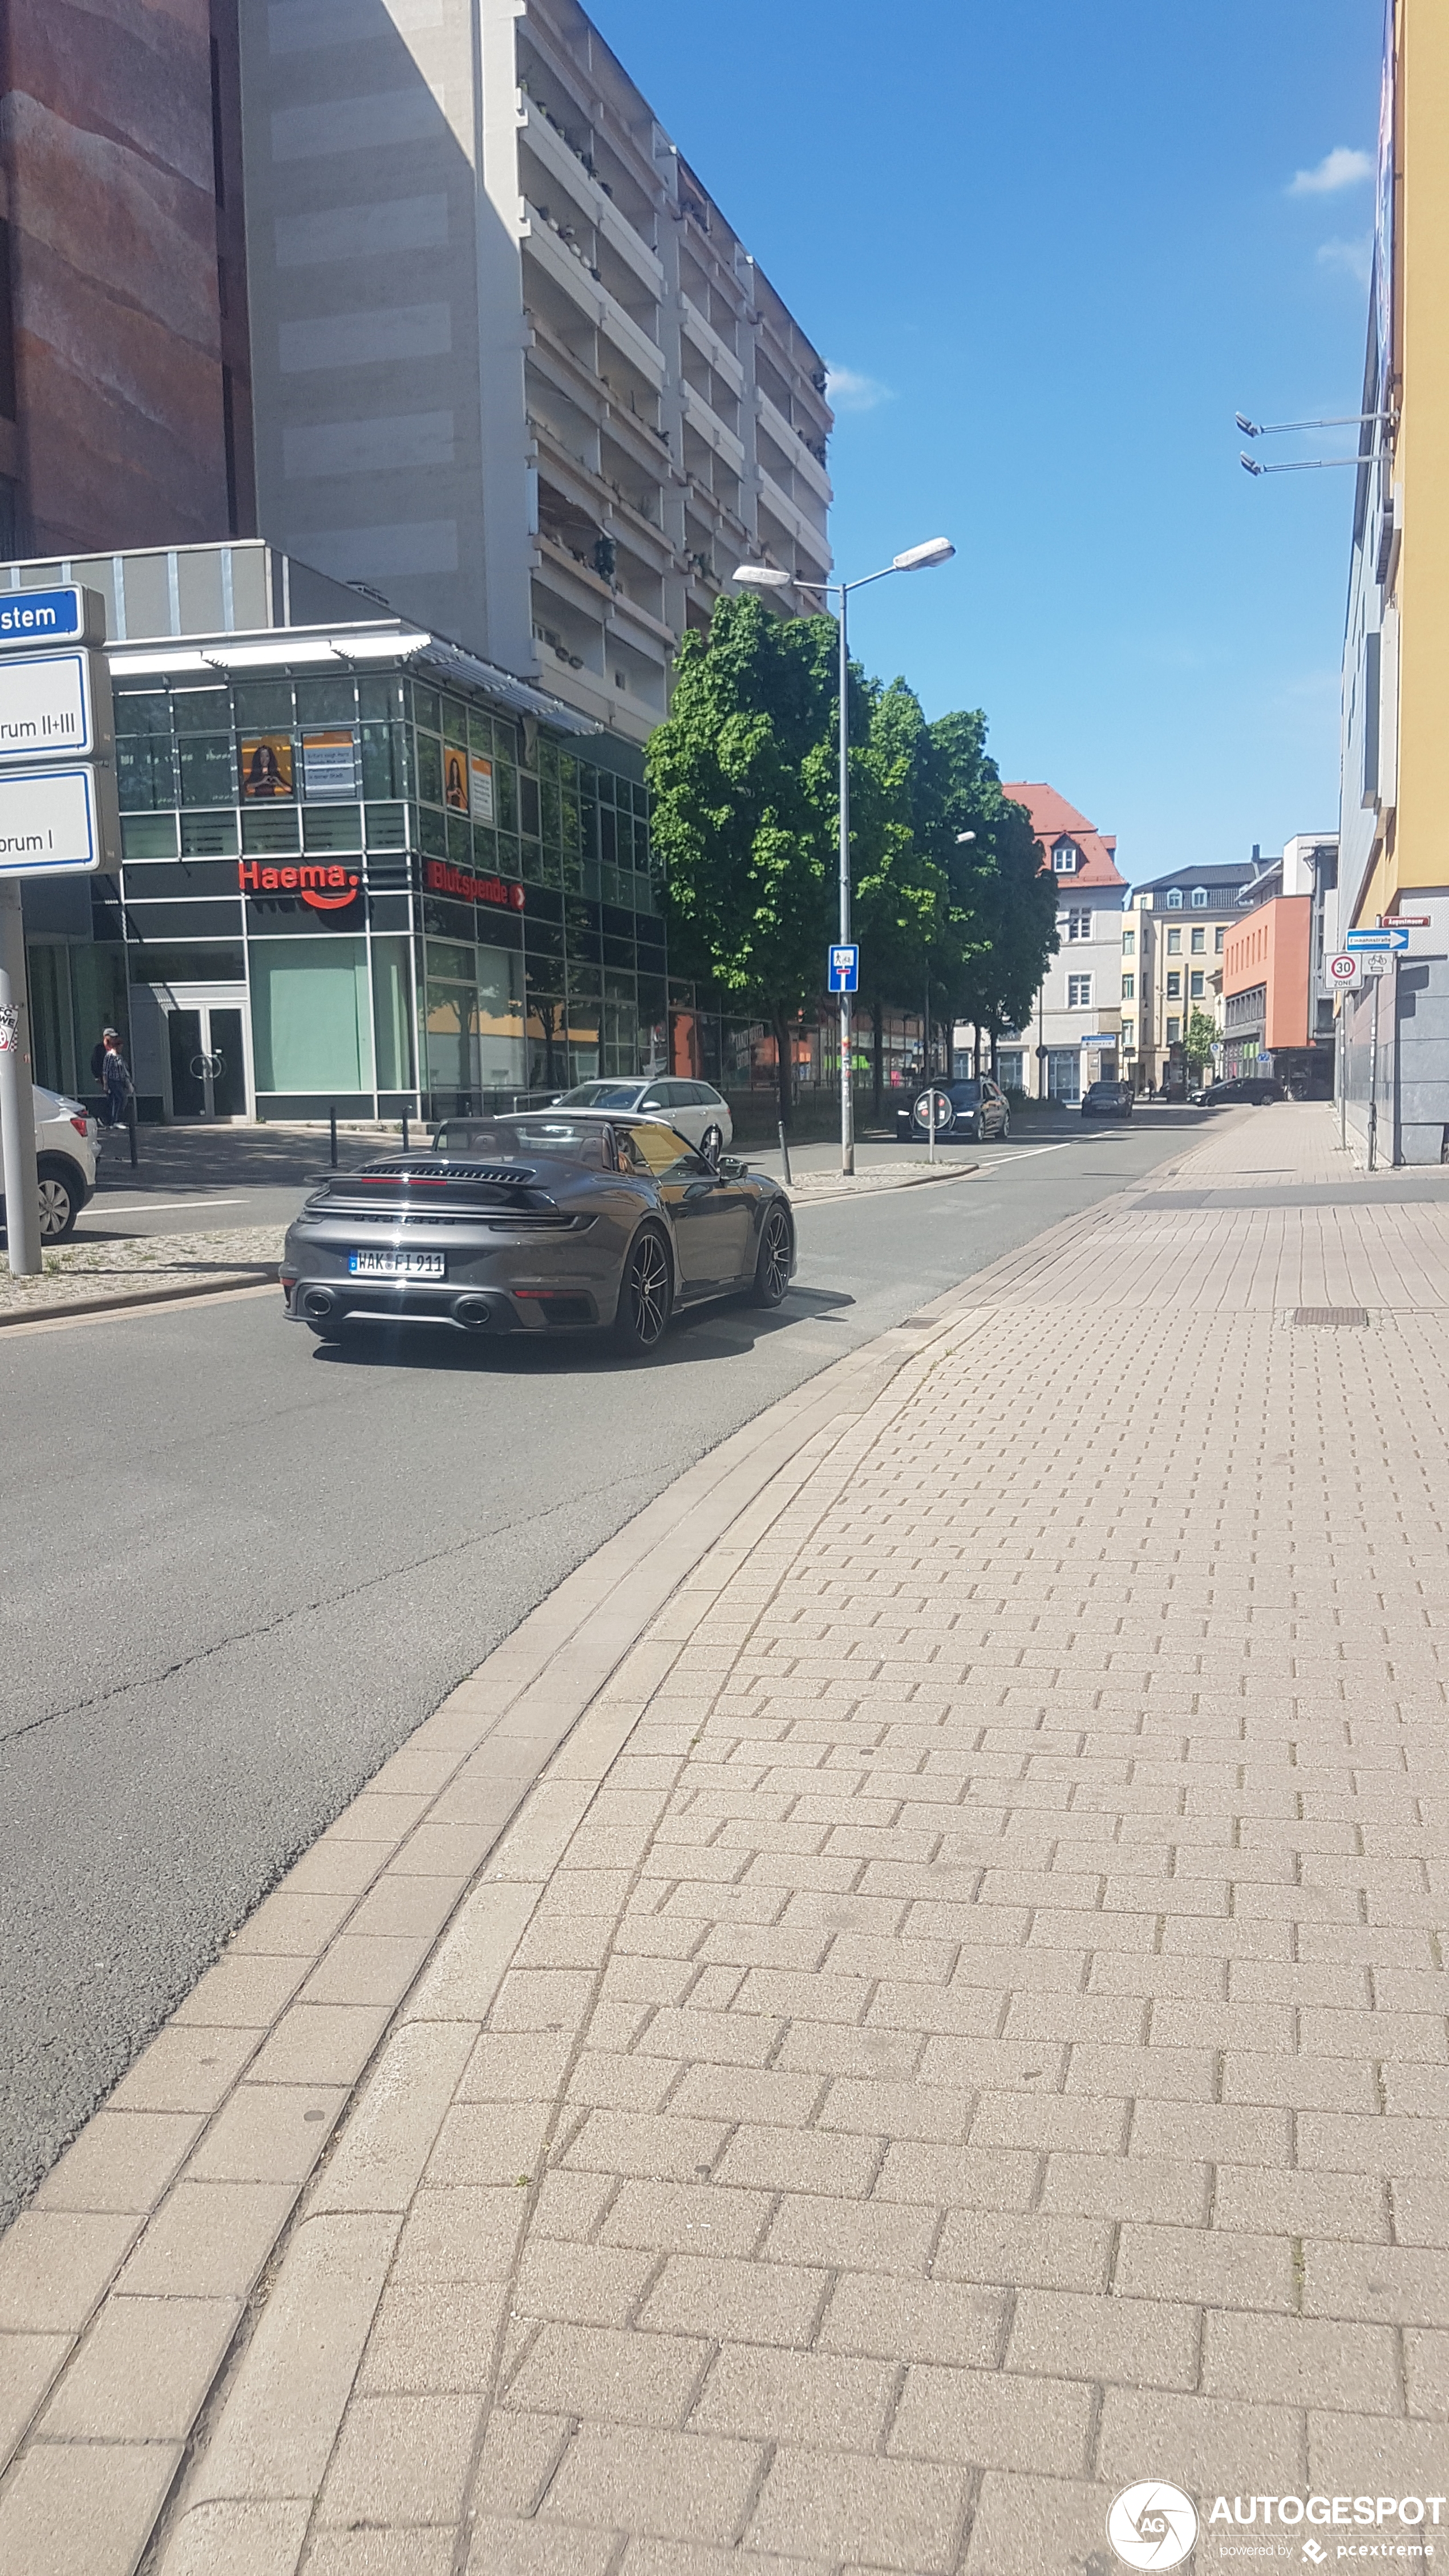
[1220, 895, 1314, 1079]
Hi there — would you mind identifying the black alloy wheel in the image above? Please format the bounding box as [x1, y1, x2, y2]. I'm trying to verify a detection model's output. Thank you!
[612, 1222, 673, 1353]
[700, 1123, 724, 1164]
[750, 1204, 792, 1309]
[999, 1111, 1011, 1139]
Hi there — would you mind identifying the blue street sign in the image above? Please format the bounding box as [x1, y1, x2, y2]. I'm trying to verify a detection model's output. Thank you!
[828, 943, 859, 994]
[0, 587, 98, 651]
[1345, 925, 1409, 952]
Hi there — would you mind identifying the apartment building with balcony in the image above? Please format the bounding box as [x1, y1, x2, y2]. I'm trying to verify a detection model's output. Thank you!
[997, 784, 1126, 1103]
[236, 0, 832, 747]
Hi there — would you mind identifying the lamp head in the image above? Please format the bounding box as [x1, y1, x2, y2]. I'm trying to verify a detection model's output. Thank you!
[1235, 413, 1260, 437]
[1238, 453, 1264, 477]
[892, 537, 956, 572]
[731, 563, 792, 588]
[956, 831, 976, 844]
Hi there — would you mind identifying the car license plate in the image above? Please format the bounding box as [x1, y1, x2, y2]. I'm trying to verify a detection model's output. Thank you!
[348, 1249, 446, 1279]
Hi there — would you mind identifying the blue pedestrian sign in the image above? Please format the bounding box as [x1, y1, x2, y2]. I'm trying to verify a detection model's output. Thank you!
[1345, 925, 1410, 952]
[828, 943, 859, 994]
[0, 586, 102, 651]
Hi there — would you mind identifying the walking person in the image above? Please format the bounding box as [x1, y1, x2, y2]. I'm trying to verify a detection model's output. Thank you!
[102, 1032, 135, 1131]
[90, 1024, 119, 1084]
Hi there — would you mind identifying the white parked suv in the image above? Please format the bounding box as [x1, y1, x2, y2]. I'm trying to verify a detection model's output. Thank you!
[0, 1084, 102, 1242]
[549, 1077, 734, 1159]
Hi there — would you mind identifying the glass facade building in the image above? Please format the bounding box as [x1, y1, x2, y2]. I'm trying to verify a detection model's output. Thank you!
[10, 543, 672, 1124]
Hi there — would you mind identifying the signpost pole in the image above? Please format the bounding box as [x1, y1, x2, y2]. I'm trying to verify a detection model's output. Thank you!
[838, 585, 853, 1178]
[0, 880, 42, 1275]
[1368, 966, 1381, 1173]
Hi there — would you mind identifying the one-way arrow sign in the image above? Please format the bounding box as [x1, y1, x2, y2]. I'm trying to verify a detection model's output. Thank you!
[1345, 925, 1410, 951]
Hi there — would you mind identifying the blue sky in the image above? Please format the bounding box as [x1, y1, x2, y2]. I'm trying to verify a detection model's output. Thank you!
[589, 0, 1382, 881]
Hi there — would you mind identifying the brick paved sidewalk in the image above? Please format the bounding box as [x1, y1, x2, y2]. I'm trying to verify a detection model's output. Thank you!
[11, 1105, 1449, 2574]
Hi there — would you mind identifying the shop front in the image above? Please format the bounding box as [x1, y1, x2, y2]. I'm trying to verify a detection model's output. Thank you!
[88, 623, 665, 1124]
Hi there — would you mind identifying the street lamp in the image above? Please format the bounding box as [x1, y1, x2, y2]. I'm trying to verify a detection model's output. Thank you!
[733, 538, 955, 1174]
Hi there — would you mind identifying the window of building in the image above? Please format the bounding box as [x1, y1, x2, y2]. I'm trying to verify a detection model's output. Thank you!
[1122, 929, 1135, 956]
[1167, 927, 1181, 954]
[1066, 908, 1092, 941]
[997, 1050, 1023, 1092]
[1191, 886, 1208, 908]
[1190, 971, 1204, 999]
[1046, 1048, 1080, 1103]
[1215, 926, 1225, 952]
[1165, 887, 1184, 908]
[1120, 974, 1135, 1001]
[1121, 1020, 1136, 1053]
[1166, 971, 1181, 998]
[1166, 1016, 1181, 1043]
[1051, 841, 1078, 873]
[1067, 973, 1092, 1008]
[1190, 926, 1205, 953]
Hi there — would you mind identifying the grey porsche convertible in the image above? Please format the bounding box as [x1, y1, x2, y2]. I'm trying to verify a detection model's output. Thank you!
[280, 1111, 796, 1354]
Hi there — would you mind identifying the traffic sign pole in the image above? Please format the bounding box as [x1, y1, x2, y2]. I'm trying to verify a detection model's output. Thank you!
[0, 878, 41, 1275]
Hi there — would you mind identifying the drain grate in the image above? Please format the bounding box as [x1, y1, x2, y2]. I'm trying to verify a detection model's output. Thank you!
[900, 1314, 939, 1330]
[1293, 1306, 1369, 1327]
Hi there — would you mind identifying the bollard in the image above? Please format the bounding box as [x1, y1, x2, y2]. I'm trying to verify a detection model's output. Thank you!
[402, 1112, 410, 1154]
[128, 1099, 139, 1168]
[778, 1119, 793, 1189]
[329, 1107, 338, 1168]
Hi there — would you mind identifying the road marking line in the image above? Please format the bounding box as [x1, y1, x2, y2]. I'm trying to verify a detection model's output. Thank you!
[87, 1197, 249, 1215]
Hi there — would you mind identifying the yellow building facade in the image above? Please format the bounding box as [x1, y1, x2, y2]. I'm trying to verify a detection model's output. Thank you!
[1339, 0, 1449, 1161]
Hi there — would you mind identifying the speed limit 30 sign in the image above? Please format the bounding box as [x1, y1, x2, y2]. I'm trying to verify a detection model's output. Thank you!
[1327, 952, 1362, 988]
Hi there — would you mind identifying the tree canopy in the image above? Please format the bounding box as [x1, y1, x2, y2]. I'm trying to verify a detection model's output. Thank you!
[645, 592, 1061, 1121]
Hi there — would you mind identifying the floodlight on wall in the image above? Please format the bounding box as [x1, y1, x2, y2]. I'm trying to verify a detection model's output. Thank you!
[1235, 410, 1394, 438]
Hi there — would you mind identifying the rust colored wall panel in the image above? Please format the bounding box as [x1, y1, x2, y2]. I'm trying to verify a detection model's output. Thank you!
[0, 0, 242, 556]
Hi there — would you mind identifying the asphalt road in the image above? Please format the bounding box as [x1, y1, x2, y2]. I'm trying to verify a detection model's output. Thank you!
[1, 1113, 1192, 2225]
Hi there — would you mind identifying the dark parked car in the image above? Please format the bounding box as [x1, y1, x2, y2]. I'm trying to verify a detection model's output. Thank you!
[1188, 1076, 1286, 1107]
[281, 1112, 795, 1355]
[895, 1078, 1010, 1144]
[1081, 1079, 1134, 1121]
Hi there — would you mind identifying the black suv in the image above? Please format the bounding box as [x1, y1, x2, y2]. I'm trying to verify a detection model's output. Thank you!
[895, 1079, 1010, 1144]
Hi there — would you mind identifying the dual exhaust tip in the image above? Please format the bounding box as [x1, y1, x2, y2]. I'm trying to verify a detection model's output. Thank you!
[299, 1285, 497, 1331]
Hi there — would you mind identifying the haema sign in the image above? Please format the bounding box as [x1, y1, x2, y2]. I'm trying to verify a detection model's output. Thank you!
[238, 857, 361, 912]
[425, 857, 525, 912]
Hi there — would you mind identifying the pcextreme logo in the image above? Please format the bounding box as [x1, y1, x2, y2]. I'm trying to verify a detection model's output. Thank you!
[238, 858, 361, 910]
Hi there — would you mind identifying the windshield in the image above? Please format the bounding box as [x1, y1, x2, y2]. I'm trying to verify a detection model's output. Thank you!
[430, 1117, 609, 1165]
[557, 1082, 643, 1108]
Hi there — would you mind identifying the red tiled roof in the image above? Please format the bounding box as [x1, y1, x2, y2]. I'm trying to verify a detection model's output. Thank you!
[1001, 781, 1126, 891]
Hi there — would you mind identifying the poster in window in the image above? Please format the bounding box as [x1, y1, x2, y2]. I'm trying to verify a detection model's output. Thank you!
[301, 729, 359, 799]
[240, 736, 294, 800]
[444, 749, 469, 813]
[469, 754, 495, 823]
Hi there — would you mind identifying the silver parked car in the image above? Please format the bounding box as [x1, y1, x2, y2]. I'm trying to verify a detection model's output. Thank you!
[281, 1111, 794, 1354]
[551, 1077, 732, 1159]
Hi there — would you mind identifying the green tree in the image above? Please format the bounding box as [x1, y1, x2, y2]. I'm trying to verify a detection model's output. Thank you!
[645, 594, 838, 1128]
[852, 678, 947, 1120]
[1184, 1007, 1217, 1075]
[924, 713, 1058, 1074]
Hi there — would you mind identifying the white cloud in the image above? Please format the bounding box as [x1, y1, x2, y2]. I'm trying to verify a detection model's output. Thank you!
[1288, 145, 1373, 196]
[824, 362, 893, 413]
[1317, 233, 1373, 287]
